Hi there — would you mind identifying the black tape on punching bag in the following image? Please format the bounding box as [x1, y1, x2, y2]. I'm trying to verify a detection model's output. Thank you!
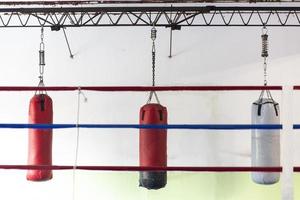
[139, 103, 167, 189]
[27, 94, 53, 181]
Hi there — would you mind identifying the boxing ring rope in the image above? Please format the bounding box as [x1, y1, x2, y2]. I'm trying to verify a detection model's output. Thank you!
[293, 125, 300, 129]
[293, 86, 300, 90]
[0, 165, 282, 172]
[0, 123, 282, 129]
[0, 85, 284, 173]
[0, 85, 282, 91]
[293, 167, 300, 172]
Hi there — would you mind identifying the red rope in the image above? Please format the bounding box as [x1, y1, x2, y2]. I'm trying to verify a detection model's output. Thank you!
[0, 86, 77, 91]
[0, 165, 282, 172]
[294, 86, 300, 90]
[0, 86, 282, 91]
[293, 167, 300, 172]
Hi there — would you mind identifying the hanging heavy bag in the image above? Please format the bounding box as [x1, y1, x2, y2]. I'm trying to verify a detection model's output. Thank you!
[27, 94, 53, 181]
[139, 103, 167, 189]
[251, 96, 280, 185]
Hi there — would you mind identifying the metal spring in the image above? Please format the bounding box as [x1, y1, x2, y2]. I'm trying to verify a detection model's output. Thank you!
[261, 34, 268, 58]
[151, 27, 157, 41]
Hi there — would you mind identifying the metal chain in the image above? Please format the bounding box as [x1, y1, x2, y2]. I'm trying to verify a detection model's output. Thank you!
[263, 58, 267, 86]
[151, 26, 157, 87]
[152, 48, 155, 87]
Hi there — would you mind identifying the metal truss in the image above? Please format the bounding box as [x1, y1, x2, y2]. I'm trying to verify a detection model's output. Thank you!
[1, 5, 300, 28]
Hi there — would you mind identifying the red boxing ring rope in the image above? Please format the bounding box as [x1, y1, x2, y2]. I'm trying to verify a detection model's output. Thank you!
[293, 167, 300, 172]
[294, 86, 300, 90]
[0, 86, 282, 91]
[0, 165, 282, 172]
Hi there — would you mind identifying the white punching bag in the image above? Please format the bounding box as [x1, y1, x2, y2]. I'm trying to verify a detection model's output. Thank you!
[251, 97, 280, 184]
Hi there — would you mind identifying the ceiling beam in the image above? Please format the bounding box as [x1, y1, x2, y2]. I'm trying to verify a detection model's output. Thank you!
[0, 5, 299, 27]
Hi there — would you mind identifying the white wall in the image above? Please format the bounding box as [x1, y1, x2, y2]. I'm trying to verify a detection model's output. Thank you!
[0, 9, 298, 200]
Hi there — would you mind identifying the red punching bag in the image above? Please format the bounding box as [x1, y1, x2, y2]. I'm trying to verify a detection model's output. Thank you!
[27, 94, 53, 181]
[139, 103, 167, 189]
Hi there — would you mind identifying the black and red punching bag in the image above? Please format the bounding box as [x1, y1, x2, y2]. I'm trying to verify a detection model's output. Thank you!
[27, 94, 53, 181]
[139, 103, 167, 189]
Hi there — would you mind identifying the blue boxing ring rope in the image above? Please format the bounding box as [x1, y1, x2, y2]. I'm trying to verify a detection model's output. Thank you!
[0, 123, 283, 130]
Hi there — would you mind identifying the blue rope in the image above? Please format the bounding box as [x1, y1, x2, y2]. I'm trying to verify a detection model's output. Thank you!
[0, 123, 282, 130]
[293, 124, 300, 129]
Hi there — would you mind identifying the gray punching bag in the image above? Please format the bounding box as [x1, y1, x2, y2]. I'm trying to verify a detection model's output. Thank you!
[251, 96, 280, 184]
